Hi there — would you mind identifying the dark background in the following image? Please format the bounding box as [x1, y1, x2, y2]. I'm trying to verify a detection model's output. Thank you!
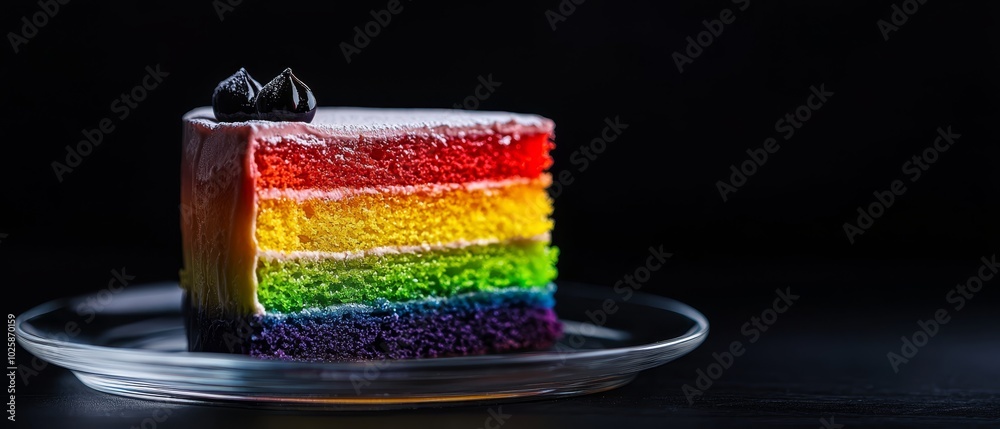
[2, 0, 998, 426]
[1, 0, 998, 308]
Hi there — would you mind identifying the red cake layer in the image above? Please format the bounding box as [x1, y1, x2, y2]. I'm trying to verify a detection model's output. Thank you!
[254, 132, 553, 190]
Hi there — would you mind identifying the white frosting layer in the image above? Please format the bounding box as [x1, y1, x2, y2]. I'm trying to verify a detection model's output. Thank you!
[183, 106, 555, 140]
[256, 176, 550, 202]
[258, 233, 551, 262]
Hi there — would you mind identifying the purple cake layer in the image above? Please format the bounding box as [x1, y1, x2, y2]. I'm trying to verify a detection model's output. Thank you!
[250, 287, 561, 361]
[251, 306, 560, 361]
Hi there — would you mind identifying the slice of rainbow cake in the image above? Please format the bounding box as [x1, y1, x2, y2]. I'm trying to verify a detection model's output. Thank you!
[180, 106, 562, 361]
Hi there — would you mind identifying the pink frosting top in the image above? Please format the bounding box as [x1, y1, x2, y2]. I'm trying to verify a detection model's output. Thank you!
[183, 106, 555, 139]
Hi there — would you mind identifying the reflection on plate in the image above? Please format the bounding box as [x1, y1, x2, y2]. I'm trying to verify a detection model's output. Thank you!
[16, 281, 708, 410]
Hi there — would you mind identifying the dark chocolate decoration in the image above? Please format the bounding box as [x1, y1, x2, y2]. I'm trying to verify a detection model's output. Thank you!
[254, 68, 317, 123]
[212, 68, 263, 122]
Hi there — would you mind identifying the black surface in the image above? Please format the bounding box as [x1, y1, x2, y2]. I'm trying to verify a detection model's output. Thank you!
[2, 0, 999, 426]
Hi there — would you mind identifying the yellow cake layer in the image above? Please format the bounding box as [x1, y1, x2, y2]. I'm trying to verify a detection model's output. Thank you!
[255, 180, 553, 253]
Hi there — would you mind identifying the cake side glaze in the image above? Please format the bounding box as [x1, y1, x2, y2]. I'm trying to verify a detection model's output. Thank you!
[180, 118, 263, 312]
[180, 119, 265, 352]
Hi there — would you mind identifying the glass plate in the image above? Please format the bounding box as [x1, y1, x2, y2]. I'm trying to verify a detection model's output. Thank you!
[15, 281, 708, 410]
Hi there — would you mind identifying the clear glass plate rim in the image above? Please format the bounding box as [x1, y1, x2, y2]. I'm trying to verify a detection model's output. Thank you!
[15, 281, 710, 371]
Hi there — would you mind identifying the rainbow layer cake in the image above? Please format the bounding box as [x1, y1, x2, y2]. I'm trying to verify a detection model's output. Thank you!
[179, 106, 562, 361]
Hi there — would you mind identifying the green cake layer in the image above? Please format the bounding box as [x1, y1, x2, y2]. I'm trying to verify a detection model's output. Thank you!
[257, 241, 558, 313]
